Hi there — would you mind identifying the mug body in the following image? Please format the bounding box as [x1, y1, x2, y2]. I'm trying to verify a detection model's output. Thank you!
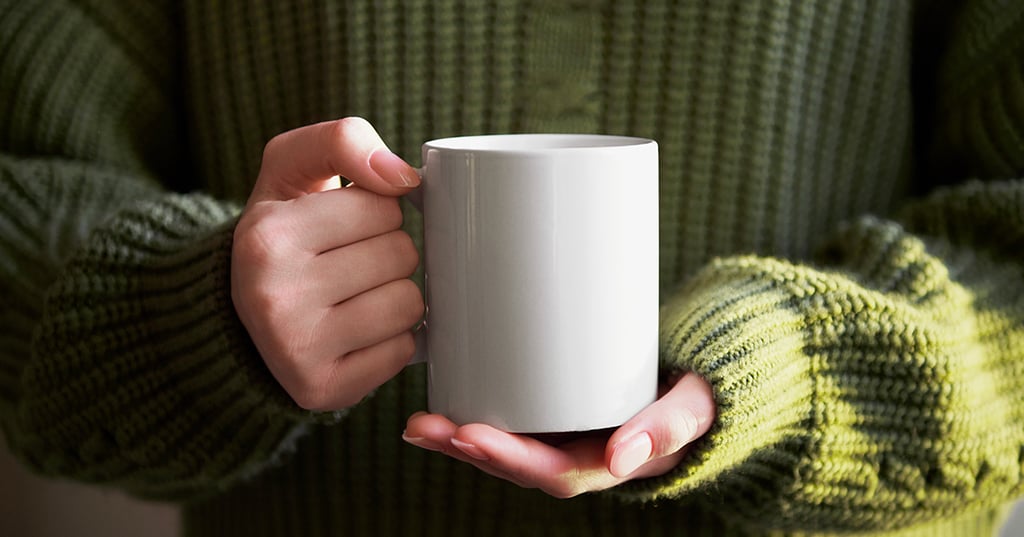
[421, 134, 658, 433]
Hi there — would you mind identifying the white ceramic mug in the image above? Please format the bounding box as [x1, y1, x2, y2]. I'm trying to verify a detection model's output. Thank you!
[412, 134, 659, 433]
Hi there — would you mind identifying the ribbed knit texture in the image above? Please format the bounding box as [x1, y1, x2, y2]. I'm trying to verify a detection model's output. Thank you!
[1, 0, 1023, 535]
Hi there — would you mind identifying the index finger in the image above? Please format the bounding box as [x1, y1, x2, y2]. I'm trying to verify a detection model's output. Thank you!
[251, 117, 420, 204]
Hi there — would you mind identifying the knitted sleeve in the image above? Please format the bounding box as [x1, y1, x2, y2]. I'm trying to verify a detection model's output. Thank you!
[0, 2, 319, 499]
[615, 0, 1024, 531]
[621, 192, 1023, 532]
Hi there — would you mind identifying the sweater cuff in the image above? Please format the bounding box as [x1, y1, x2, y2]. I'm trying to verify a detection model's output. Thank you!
[131, 214, 318, 423]
[614, 217, 1024, 533]
[16, 194, 329, 498]
[615, 257, 817, 507]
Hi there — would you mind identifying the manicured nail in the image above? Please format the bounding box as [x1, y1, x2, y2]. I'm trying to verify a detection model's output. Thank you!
[369, 149, 420, 188]
[609, 432, 653, 477]
[402, 431, 438, 451]
[450, 438, 490, 461]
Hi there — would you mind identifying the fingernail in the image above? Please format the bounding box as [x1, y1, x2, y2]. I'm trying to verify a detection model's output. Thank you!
[402, 431, 439, 451]
[450, 438, 490, 461]
[369, 149, 420, 188]
[610, 432, 653, 477]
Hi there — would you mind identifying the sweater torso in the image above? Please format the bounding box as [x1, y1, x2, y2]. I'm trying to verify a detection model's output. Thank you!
[184, 0, 915, 286]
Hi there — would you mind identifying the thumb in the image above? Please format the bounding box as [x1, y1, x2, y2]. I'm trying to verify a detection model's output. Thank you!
[250, 117, 420, 204]
[606, 372, 715, 478]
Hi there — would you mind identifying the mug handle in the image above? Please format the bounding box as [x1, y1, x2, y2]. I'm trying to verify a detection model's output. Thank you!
[405, 167, 428, 366]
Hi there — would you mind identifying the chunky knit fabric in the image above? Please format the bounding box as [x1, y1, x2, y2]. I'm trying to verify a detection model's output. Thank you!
[1, 0, 1023, 535]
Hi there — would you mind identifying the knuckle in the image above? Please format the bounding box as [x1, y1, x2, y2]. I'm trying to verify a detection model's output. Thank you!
[255, 323, 325, 398]
[669, 413, 697, 451]
[235, 208, 297, 266]
[233, 267, 297, 324]
[316, 118, 373, 178]
[288, 365, 347, 411]
[244, 283, 286, 317]
[652, 407, 700, 456]
[261, 132, 288, 162]
[264, 333, 311, 372]
[327, 116, 372, 144]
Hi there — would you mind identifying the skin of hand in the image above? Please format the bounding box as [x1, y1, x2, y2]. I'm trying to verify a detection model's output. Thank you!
[231, 117, 425, 411]
[403, 372, 716, 498]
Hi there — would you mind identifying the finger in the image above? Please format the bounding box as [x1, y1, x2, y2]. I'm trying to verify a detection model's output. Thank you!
[402, 414, 531, 487]
[307, 331, 417, 410]
[252, 117, 419, 204]
[289, 187, 405, 253]
[323, 278, 424, 358]
[447, 444, 534, 490]
[233, 187, 405, 279]
[452, 424, 610, 498]
[404, 412, 458, 444]
[606, 372, 715, 478]
[309, 230, 419, 304]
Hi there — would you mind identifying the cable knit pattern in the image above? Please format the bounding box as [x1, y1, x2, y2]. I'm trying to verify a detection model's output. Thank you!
[1, 0, 1023, 535]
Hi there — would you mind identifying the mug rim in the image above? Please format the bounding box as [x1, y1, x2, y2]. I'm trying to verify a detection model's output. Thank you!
[423, 133, 654, 153]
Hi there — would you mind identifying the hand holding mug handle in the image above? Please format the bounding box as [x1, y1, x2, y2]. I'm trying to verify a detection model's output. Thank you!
[232, 117, 425, 411]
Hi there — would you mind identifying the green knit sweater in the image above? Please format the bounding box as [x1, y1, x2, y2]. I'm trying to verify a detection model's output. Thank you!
[1, 0, 1023, 535]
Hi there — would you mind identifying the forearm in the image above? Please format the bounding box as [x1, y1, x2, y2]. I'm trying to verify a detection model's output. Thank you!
[0, 155, 334, 499]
